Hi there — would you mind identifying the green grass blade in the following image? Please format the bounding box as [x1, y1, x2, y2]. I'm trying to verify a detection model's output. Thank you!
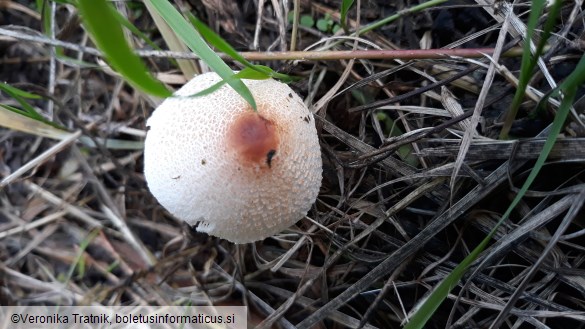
[189, 67, 273, 98]
[77, 0, 171, 98]
[340, 0, 355, 31]
[108, 3, 183, 79]
[186, 13, 295, 83]
[187, 14, 256, 70]
[404, 53, 585, 329]
[141, 1, 198, 78]
[233, 66, 279, 80]
[68, 229, 100, 281]
[54, 49, 100, 68]
[0, 83, 64, 128]
[404, 236, 490, 329]
[0, 82, 41, 100]
[147, 0, 257, 110]
[111, 9, 160, 52]
[557, 54, 585, 90]
[538, 0, 562, 56]
[40, 0, 52, 35]
[499, 0, 559, 139]
[0, 105, 71, 139]
[0, 105, 144, 150]
[177, 63, 298, 104]
[0, 104, 42, 122]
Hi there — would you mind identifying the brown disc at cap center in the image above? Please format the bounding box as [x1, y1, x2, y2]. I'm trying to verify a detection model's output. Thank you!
[226, 112, 279, 166]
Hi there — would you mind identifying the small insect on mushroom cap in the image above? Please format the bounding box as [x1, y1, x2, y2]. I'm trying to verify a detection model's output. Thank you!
[143, 72, 322, 243]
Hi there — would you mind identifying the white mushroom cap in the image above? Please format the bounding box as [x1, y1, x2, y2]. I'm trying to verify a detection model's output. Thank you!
[144, 72, 322, 243]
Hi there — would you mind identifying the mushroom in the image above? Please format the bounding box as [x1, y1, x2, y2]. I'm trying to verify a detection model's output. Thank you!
[143, 72, 322, 243]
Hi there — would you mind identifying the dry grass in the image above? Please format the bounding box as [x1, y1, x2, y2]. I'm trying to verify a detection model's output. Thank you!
[1, 0, 585, 328]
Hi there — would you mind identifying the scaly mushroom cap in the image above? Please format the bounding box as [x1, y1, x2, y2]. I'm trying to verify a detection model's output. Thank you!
[144, 72, 322, 243]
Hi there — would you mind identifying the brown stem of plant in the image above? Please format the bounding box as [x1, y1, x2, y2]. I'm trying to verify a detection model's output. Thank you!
[220, 47, 527, 61]
[137, 47, 530, 61]
[0, 28, 531, 62]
